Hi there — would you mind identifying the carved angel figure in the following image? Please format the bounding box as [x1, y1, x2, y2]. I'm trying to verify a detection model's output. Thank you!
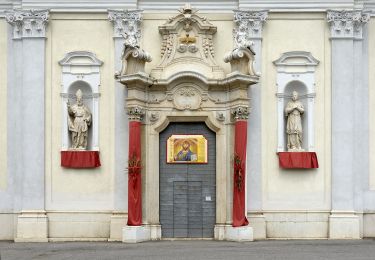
[67, 89, 92, 150]
[285, 91, 304, 151]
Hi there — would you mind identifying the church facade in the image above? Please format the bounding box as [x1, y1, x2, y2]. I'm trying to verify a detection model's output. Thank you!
[0, 0, 375, 242]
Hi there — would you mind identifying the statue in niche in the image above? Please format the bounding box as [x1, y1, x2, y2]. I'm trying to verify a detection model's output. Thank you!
[67, 89, 92, 150]
[285, 91, 304, 151]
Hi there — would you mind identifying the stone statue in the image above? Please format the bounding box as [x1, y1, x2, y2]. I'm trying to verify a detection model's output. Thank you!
[285, 91, 304, 151]
[67, 89, 92, 150]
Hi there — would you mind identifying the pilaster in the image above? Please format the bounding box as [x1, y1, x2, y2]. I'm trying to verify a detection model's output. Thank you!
[232, 10, 267, 239]
[108, 9, 143, 241]
[327, 10, 369, 239]
[5, 9, 49, 242]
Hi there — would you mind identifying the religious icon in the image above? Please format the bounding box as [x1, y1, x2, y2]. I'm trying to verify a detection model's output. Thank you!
[167, 135, 208, 164]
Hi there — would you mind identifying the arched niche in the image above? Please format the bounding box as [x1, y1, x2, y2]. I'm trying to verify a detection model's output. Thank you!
[59, 51, 103, 151]
[273, 51, 319, 152]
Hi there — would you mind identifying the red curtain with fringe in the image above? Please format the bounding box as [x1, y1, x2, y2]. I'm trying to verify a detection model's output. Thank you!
[278, 152, 319, 169]
[232, 120, 249, 227]
[127, 121, 142, 226]
[61, 151, 101, 168]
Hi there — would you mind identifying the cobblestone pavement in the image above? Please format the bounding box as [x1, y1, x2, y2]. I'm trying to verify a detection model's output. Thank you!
[1, 239, 375, 260]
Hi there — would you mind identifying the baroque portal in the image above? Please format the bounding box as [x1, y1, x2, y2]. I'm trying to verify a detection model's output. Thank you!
[116, 5, 259, 242]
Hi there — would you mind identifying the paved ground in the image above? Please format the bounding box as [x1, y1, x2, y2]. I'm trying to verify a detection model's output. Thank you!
[1, 239, 375, 260]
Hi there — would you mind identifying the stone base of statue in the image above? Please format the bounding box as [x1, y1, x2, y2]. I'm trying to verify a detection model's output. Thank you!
[122, 224, 161, 243]
[214, 224, 254, 242]
[287, 148, 305, 152]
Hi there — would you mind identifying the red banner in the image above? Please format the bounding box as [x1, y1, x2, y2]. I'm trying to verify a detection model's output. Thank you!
[61, 151, 101, 168]
[127, 121, 142, 226]
[278, 152, 319, 169]
[233, 120, 249, 227]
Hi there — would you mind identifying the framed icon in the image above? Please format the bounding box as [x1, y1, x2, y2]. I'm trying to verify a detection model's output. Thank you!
[167, 134, 208, 164]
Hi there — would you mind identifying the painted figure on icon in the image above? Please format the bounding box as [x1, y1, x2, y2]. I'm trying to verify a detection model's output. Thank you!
[174, 140, 197, 161]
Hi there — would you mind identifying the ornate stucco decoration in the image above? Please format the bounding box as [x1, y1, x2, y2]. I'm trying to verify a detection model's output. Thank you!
[224, 10, 267, 76]
[231, 106, 250, 121]
[224, 47, 257, 76]
[172, 86, 203, 111]
[109, 10, 152, 78]
[151, 4, 225, 81]
[233, 10, 268, 44]
[5, 9, 49, 39]
[117, 5, 259, 130]
[128, 106, 145, 121]
[327, 10, 370, 39]
[116, 47, 152, 78]
[108, 10, 142, 42]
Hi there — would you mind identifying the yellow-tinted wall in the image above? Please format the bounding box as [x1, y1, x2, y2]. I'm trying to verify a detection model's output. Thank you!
[261, 13, 331, 210]
[45, 14, 115, 210]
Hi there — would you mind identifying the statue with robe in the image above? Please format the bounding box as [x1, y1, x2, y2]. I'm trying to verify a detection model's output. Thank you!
[67, 89, 92, 150]
[285, 91, 304, 151]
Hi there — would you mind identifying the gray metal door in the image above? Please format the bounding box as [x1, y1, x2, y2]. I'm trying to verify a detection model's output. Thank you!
[159, 123, 216, 238]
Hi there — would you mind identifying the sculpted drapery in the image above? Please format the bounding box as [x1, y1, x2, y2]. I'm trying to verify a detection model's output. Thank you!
[67, 89, 92, 150]
[285, 91, 304, 151]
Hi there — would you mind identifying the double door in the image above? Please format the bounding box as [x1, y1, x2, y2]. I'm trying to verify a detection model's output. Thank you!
[159, 122, 216, 238]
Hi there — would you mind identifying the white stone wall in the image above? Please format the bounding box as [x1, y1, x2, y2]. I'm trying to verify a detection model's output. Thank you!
[369, 18, 375, 192]
[0, 19, 7, 193]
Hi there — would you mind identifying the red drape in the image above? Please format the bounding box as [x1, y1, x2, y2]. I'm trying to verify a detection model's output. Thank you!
[233, 120, 249, 227]
[61, 151, 101, 168]
[127, 121, 142, 226]
[278, 152, 319, 169]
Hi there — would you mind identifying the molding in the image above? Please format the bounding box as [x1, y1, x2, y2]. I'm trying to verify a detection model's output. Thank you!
[1, 1, 374, 14]
[233, 10, 268, 42]
[59, 51, 103, 66]
[5, 9, 49, 39]
[108, 9, 142, 41]
[273, 51, 319, 67]
[138, 1, 238, 12]
[6, 1, 137, 10]
[239, 1, 356, 11]
[327, 10, 371, 39]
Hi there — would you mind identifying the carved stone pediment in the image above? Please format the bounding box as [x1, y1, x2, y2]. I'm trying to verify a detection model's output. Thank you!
[151, 4, 225, 82]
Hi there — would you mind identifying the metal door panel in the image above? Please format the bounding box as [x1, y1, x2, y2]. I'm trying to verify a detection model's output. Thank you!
[160, 123, 216, 238]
